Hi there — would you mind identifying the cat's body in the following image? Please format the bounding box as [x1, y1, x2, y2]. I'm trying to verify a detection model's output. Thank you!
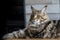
[2, 5, 60, 39]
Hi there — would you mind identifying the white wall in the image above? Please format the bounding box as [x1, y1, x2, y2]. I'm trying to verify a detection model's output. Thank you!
[25, 0, 59, 5]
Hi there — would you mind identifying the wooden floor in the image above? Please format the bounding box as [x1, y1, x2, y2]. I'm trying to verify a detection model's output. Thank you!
[4, 39, 60, 40]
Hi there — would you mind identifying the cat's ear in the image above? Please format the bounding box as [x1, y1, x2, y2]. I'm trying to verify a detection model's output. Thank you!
[31, 6, 35, 10]
[31, 6, 36, 12]
[41, 5, 48, 13]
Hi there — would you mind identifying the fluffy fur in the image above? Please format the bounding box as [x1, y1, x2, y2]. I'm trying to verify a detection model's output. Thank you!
[2, 5, 59, 39]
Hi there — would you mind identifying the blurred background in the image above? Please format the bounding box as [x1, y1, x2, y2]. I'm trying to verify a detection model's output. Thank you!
[25, 0, 60, 26]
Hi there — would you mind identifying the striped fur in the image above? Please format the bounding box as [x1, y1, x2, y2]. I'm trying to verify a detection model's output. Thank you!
[2, 5, 60, 39]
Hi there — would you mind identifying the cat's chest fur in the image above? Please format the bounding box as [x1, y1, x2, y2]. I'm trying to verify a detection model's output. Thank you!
[27, 20, 59, 38]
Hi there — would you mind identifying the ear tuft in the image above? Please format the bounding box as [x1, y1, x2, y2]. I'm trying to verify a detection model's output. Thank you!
[31, 6, 33, 9]
[41, 5, 48, 13]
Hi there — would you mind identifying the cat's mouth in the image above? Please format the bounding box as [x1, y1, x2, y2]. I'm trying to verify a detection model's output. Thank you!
[31, 20, 41, 25]
[29, 22, 43, 32]
[28, 19, 47, 32]
[31, 19, 46, 25]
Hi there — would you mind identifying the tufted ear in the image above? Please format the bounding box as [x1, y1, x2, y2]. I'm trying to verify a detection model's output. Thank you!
[31, 6, 36, 13]
[31, 6, 35, 10]
[41, 5, 48, 13]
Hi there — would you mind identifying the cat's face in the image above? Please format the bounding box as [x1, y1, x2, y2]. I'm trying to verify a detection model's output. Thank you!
[30, 5, 49, 25]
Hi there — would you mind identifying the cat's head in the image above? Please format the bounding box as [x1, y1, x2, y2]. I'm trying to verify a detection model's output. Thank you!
[30, 5, 49, 25]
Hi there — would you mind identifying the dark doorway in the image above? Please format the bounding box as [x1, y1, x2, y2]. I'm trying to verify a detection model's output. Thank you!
[0, 0, 25, 39]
